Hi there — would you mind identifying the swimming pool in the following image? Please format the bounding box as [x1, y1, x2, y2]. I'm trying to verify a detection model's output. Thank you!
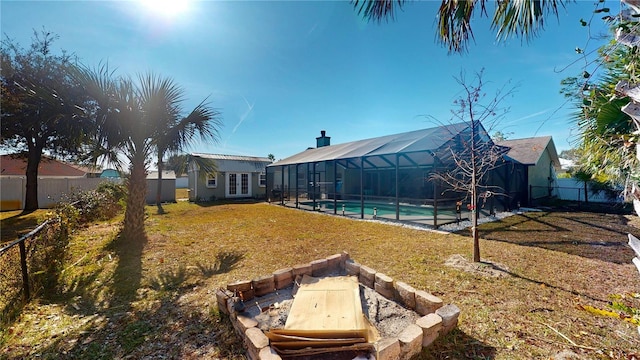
[300, 200, 455, 218]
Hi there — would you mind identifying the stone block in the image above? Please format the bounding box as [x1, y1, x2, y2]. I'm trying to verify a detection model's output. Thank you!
[415, 290, 443, 315]
[236, 313, 258, 332]
[435, 304, 460, 334]
[216, 289, 232, 315]
[245, 327, 269, 359]
[252, 275, 276, 297]
[326, 253, 342, 272]
[310, 258, 329, 276]
[259, 346, 282, 360]
[375, 337, 401, 360]
[227, 280, 254, 301]
[374, 273, 394, 298]
[359, 265, 376, 288]
[394, 282, 416, 310]
[416, 313, 442, 347]
[227, 280, 252, 293]
[272, 268, 293, 290]
[345, 259, 360, 276]
[397, 324, 423, 359]
[292, 263, 312, 277]
[340, 251, 350, 268]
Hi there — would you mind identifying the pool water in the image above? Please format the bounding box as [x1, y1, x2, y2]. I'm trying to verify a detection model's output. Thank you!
[302, 201, 454, 217]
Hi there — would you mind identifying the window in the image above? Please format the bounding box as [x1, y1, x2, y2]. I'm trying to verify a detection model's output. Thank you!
[259, 172, 266, 187]
[206, 173, 217, 188]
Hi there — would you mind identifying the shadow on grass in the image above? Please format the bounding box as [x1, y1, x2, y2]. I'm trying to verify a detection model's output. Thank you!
[0, 211, 41, 243]
[4, 226, 247, 359]
[107, 230, 148, 304]
[194, 199, 265, 208]
[421, 328, 496, 359]
[196, 251, 245, 278]
[463, 211, 637, 264]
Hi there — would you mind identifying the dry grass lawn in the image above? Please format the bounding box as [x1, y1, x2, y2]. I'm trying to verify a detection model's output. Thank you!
[1, 202, 639, 359]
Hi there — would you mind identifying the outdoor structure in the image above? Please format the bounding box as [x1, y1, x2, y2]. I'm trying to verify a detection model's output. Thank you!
[497, 136, 561, 204]
[188, 153, 272, 201]
[266, 126, 552, 227]
[146, 170, 176, 204]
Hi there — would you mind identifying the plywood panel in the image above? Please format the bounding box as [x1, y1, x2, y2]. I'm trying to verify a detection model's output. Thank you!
[284, 275, 366, 333]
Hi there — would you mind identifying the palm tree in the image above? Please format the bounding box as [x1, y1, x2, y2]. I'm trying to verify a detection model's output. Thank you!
[352, 0, 566, 53]
[142, 74, 222, 214]
[74, 66, 220, 237]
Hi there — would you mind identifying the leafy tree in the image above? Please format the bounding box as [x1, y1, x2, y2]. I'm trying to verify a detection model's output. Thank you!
[491, 130, 513, 141]
[268, 153, 275, 162]
[430, 70, 511, 262]
[558, 148, 579, 161]
[148, 75, 221, 214]
[352, 0, 566, 53]
[1, 30, 92, 211]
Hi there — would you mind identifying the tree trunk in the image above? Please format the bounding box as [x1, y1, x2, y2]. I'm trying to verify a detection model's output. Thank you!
[123, 152, 147, 239]
[471, 121, 481, 262]
[24, 147, 43, 211]
[156, 153, 164, 214]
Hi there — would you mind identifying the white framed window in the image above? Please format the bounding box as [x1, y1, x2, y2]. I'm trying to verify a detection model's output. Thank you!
[259, 172, 266, 187]
[206, 173, 217, 188]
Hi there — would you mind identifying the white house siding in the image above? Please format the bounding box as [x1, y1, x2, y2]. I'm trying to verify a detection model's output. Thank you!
[528, 149, 556, 200]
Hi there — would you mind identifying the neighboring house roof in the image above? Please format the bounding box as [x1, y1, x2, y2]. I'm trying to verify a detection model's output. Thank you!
[270, 122, 471, 167]
[147, 170, 176, 180]
[0, 154, 89, 177]
[496, 136, 561, 170]
[191, 153, 272, 173]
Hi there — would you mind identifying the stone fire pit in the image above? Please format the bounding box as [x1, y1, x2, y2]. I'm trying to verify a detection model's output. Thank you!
[216, 253, 460, 360]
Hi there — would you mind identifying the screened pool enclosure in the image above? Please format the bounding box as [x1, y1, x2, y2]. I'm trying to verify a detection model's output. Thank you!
[266, 124, 528, 227]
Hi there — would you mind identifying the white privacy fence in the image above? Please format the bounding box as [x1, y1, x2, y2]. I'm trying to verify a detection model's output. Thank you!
[554, 178, 623, 203]
[0, 177, 123, 211]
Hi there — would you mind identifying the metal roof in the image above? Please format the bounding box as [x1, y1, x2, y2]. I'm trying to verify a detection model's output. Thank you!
[191, 153, 272, 173]
[269, 123, 470, 167]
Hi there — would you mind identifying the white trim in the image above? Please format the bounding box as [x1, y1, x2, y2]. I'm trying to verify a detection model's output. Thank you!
[259, 172, 266, 187]
[206, 173, 217, 188]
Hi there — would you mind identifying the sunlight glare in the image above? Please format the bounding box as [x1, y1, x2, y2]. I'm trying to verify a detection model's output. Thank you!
[138, 0, 191, 20]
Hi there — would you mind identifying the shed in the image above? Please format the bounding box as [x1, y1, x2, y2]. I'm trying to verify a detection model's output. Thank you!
[146, 170, 176, 204]
[188, 154, 272, 201]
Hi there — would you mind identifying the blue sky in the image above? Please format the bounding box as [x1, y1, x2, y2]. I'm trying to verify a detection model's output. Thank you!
[2, 1, 612, 160]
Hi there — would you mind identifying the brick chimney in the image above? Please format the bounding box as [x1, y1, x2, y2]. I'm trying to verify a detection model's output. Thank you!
[316, 130, 331, 148]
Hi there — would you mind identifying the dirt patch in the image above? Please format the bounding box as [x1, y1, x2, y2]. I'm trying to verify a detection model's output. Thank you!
[444, 254, 511, 278]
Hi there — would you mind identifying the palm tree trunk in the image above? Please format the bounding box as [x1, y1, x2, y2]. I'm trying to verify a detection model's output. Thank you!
[156, 153, 164, 214]
[123, 152, 147, 239]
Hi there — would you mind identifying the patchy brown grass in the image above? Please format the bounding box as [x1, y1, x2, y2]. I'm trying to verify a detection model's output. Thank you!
[1, 210, 48, 243]
[1, 202, 639, 359]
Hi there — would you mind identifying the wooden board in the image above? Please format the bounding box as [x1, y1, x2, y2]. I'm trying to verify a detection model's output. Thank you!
[284, 275, 366, 334]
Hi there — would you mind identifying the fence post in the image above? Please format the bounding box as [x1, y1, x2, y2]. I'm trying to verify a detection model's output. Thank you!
[19, 241, 30, 301]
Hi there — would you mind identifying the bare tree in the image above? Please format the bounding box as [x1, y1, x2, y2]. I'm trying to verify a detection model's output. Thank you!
[430, 70, 512, 262]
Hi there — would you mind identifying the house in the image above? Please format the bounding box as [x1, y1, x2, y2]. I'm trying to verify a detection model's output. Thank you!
[188, 153, 272, 201]
[0, 154, 99, 177]
[266, 126, 558, 226]
[496, 136, 561, 203]
[146, 170, 176, 204]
